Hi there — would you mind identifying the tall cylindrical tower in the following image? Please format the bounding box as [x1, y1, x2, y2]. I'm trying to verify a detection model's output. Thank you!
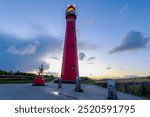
[61, 5, 79, 82]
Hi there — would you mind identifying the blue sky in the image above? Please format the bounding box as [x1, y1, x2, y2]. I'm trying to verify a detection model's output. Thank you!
[0, 0, 150, 78]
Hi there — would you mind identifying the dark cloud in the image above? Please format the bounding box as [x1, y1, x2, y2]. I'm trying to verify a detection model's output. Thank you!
[106, 67, 111, 70]
[123, 75, 140, 78]
[87, 57, 96, 64]
[0, 20, 97, 72]
[109, 31, 150, 54]
[0, 32, 95, 72]
[106, 64, 111, 70]
[0, 33, 62, 72]
[87, 57, 96, 61]
[79, 52, 86, 61]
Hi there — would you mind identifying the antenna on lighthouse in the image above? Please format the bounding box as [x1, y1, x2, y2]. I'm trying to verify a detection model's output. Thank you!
[75, 0, 80, 16]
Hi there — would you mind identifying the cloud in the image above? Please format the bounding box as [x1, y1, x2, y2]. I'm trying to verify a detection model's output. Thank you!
[88, 62, 94, 64]
[87, 57, 96, 61]
[0, 32, 95, 71]
[79, 52, 86, 61]
[0, 21, 97, 72]
[0, 32, 62, 72]
[78, 52, 96, 64]
[106, 64, 111, 70]
[51, 57, 60, 60]
[106, 67, 111, 70]
[7, 40, 39, 56]
[123, 75, 140, 78]
[87, 57, 96, 65]
[116, 3, 128, 21]
[109, 31, 150, 54]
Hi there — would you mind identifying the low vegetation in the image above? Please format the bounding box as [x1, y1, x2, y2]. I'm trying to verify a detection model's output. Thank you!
[82, 76, 150, 99]
[0, 70, 55, 84]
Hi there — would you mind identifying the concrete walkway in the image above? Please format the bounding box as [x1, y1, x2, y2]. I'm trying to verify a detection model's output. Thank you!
[0, 82, 144, 100]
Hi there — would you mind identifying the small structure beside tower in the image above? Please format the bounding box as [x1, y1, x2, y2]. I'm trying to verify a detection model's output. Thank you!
[32, 64, 45, 86]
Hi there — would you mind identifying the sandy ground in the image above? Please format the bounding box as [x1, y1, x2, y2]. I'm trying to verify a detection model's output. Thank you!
[0, 82, 144, 100]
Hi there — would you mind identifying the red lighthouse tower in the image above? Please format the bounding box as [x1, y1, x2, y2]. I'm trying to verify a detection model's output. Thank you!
[61, 5, 79, 82]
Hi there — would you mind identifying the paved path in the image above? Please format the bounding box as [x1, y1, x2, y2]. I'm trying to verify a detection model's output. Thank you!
[0, 82, 144, 100]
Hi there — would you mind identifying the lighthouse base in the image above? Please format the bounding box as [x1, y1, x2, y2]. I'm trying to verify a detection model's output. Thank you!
[32, 76, 45, 86]
[62, 80, 76, 83]
[54, 79, 76, 84]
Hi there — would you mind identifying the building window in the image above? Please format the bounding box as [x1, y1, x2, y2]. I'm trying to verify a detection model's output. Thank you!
[67, 18, 75, 22]
[72, 45, 75, 48]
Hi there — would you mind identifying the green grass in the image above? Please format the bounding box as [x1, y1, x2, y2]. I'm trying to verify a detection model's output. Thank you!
[0, 79, 33, 84]
[0, 76, 55, 84]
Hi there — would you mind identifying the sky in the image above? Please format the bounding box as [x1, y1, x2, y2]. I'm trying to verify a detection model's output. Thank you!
[0, 0, 150, 78]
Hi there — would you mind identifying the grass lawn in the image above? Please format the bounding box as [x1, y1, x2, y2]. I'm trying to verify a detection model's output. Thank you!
[0, 76, 55, 84]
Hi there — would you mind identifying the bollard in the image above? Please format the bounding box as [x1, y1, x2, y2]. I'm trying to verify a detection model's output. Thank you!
[58, 78, 62, 88]
[107, 79, 118, 100]
[74, 77, 84, 92]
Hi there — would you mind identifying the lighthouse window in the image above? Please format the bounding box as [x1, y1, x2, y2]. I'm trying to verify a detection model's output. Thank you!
[67, 19, 70, 21]
[72, 66, 75, 70]
[72, 27, 75, 30]
[72, 45, 75, 48]
[67, 18, 75, 22]
[70, 19, 74, 21]
[71, 19, 75, 22]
